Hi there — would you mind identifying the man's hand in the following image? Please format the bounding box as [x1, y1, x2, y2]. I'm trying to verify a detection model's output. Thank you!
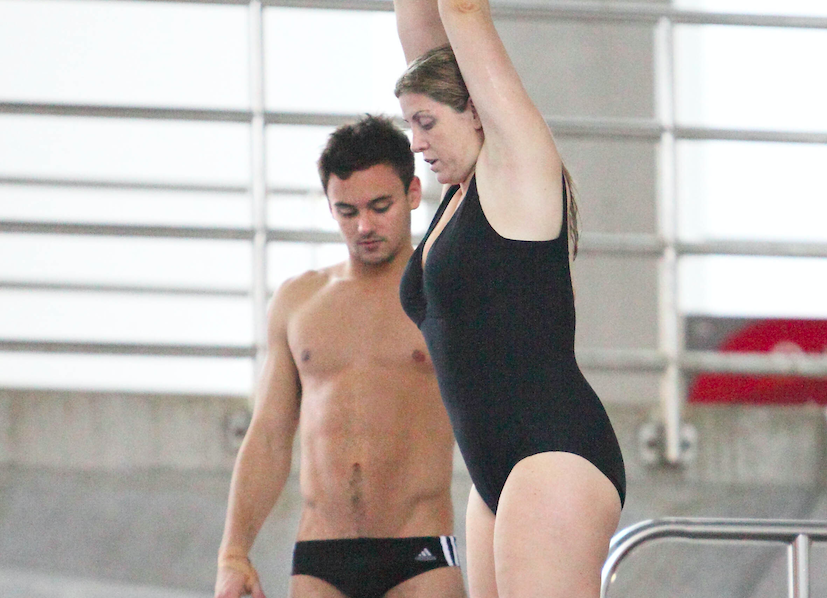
[215, 552, 265, 598]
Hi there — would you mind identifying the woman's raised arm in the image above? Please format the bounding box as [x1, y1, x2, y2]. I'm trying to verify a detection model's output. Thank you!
[394, 0, 449, 64]
[437, 0, 554, 161]
[438, 0, 564, 242]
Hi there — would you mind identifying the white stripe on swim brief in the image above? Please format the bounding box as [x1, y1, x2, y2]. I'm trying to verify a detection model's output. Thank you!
[440, 535, 457, 567]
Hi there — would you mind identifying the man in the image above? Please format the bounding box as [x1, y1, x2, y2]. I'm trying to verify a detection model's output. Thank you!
[215, 115, 466, 598]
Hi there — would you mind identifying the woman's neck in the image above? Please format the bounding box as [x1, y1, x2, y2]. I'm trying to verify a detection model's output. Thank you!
[459, 168, 476, 195]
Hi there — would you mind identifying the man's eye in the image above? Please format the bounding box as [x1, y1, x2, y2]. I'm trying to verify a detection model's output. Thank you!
[338, 209, 357, 218]
[421, 120, 435, 131]
[373, 204, 391, 213]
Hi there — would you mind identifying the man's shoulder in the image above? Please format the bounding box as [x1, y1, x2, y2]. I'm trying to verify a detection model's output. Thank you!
[274, 263, 344, 309]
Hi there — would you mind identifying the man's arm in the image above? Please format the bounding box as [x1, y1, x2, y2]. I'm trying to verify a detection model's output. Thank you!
[215, 283, 302, 598]
[394, 0, 449, 64]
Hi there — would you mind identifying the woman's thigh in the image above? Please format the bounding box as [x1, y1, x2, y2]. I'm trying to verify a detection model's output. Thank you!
[465, 485, 499, 598]
[493, 451, 621, 598]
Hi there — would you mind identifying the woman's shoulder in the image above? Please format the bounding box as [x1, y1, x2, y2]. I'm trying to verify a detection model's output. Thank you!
[475, 151, 564, 242]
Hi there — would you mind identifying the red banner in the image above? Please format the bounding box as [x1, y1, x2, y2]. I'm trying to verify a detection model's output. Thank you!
[688, 319, 827, 404]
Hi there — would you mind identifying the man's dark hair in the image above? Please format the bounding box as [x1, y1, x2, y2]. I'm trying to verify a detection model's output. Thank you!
[318, 114, 415, 193]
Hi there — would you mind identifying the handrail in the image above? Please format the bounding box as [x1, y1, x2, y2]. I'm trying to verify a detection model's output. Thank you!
[602, 518, 827, 598]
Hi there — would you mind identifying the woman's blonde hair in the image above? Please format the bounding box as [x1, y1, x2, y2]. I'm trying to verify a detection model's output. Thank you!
[395, 43, 580, 257]
[394, 44, 469, 113]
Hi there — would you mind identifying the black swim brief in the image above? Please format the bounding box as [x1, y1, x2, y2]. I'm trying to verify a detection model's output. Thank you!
[291, 536, 460, 598]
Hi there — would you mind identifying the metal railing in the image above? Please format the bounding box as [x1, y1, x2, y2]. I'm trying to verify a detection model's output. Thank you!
[1, 0, 826, 460]
[602, 518, 827, 598]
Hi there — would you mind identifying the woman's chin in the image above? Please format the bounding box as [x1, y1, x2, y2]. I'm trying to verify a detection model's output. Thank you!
[436, 172, 457, 185]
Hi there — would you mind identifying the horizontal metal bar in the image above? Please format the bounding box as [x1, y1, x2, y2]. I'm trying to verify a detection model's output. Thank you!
[3, 338, 825, 377]
[264, 0, 391, 10]
[0, 221, 344, 245]
[0, 176, 248, 194]
[269, 186, 320, 196]
[0, 386, 248, 401]
[270, 231, 827, 259]
[265, 112, 378, 127]
[6, 221, 827, 260]
[491, 1, 673, 24]
[0, 102, 251, 123]
[0, 176, 308, 196]
[140, 0, 249, 4]
[613, 517, 827, 548]
[265, 0, 827, 29]
[5, 103, 827, 145]
[4, 223, 655, 253]
[549, 117, 661, 140]
[0, 221, 253, 240]
[579, 233, 665, 257]
[679, 240, 827, 259]
[0, 221, 342, 243]
[0, 340, 255, 358]
[0, 281, 249, 297]
[268, 229, 342, 243]
[0, 103, 356, 127]
[683, 350, 827, 377]
[667, 9, 827, 29]
[564, 235, 827, 259]
[495, 3, 827, 29]
[268, 228, 432, 245]
[0, 221, 343, 243]
[677, 126, 827, 145]
[575, 349, 827, 377]
[265, 112, 651, 144]
[603, 518, 827, 597]
[59, 0, 827, 29]
[576, 348, 667, 371]
[555, 122, 827, 144]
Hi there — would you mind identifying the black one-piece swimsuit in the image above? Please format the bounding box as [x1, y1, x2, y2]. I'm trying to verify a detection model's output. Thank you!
[400, 176, 625, 514]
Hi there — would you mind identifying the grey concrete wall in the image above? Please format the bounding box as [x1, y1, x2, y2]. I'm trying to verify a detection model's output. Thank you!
[0, 389, 246, 470]
[3, 387, 827, 597]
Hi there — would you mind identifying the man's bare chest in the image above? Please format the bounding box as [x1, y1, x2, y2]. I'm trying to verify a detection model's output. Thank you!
[287, 287, 432, 377]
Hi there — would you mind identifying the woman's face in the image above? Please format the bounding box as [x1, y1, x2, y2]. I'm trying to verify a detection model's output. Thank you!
[398, 92, 483, 185]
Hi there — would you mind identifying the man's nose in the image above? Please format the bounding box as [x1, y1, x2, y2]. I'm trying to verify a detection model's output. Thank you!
[357, 212, 375, 234]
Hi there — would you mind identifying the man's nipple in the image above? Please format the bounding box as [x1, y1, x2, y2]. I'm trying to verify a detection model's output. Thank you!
[412, 349, 426, 363]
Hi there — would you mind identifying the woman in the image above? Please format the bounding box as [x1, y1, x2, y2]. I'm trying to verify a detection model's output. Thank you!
[393, 1, 626, 596]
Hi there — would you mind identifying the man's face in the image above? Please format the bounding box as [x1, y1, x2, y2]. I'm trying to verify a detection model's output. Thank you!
[327, 163, 421, 266]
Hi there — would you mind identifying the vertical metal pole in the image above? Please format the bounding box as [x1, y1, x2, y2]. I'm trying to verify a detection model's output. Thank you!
[249, 0, 269, 393]
[788, 534, 810, 598]
[654, 16, 684, 464]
